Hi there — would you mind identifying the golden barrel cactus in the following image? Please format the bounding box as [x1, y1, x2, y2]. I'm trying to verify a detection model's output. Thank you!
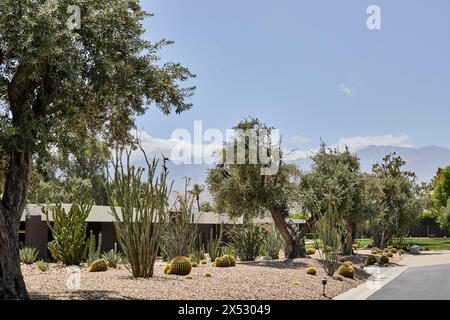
[168, 256, 192, 275]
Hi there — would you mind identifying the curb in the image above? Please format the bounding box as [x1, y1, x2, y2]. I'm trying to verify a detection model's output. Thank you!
[333, 266, 408, 300]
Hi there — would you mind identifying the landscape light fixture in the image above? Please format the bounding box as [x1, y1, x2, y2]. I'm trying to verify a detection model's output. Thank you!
[321, 277, 328, 297]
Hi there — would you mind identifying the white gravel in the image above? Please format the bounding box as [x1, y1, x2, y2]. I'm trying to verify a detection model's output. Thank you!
[22, 257, 369, 300]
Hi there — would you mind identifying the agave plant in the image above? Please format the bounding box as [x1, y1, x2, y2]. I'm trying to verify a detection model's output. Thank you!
[19, 247, 39, 264]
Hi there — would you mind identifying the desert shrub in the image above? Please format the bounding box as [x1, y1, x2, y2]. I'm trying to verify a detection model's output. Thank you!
[306, 266, 317, 275]
[379, 255, 389, 265]
[108, 148, 170, 278]
[166, 256, 192, 275]
[19, 247, 38, 264]
[87, 259, 108, 272]
[190, 235, 206, 264]
[102, 243, 124, 268]
[86, 230, 103, 266]
[306, 248, 316, 255]
[43, 202, 91, 265]
[338, 263, 354, 279]
[207, 224, 224, 261]
[314, 204, 341, 276]
[36, 260, 49, 272]
[365, 255, 377, 266]
[229, 223, 267, 262]
[161, 185, 198, 262]
[263, 225, 285, 259]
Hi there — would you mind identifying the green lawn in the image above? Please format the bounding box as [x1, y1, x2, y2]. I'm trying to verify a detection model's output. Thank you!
[355, 238, 450, 250]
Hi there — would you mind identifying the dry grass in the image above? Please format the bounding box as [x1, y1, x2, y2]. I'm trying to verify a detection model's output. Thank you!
[22, 257, 369, 300]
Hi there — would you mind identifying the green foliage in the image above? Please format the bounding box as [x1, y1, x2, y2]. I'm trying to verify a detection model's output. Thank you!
[44, 203, 91, 265]
[206, 118, 302, 257]
[200, 201, 214, 212]
[161, 179, 198, 261]
[228, 223, 267, 262]
[263, 225, 285, 259]
[108, 148, 170, 278]
[207, 224, 224, 261]
[35, 260, 49, 272]
[86, 230, 103, 266]
[167, 256, 192, 276]
[299, 144, 363, 255]
[338, 263, 355, 279]
[363, 153, 422, 248]
[431, 167, 450, 208]
[314, 204, 341, 276]
[19, 247, 38, 264]
[87, 259, 108, 272]
[102, 243, 123, 268]
[365, 255, 377, 266]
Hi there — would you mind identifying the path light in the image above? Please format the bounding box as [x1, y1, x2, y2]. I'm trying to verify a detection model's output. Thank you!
[321, 277, 328, 297]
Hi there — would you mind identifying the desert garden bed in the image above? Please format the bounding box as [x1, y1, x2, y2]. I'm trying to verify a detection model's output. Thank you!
[22, 257, 369, 300]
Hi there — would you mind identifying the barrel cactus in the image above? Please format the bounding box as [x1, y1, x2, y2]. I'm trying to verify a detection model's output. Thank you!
[306, 266, 317, 275]
[167, 256, 192, 275]
[379, 255, 389, 265]
[306, 248, 316, 255]
[337, 263, 354, 279]
[223, 255, 236, 267]
[214, 256, 230, 267]
[365, 255, 377, 266]
[87, 259, 108, 272]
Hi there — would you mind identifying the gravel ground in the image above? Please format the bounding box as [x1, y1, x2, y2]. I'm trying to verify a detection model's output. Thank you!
[22, 256, 369, 300]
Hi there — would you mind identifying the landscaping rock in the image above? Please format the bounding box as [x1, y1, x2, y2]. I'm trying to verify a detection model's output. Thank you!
[410, 245, 420, 255]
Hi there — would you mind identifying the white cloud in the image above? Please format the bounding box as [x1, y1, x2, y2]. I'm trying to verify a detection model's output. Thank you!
[284, 134, 413, 161]
[291, 135, 311, 146]
[132, 131, 221, 164]
[336, 134, 413, 151]
[339, 83, 355, 96]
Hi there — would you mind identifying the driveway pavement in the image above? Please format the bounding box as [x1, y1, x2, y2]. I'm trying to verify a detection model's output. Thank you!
[368, 264, 450, 300]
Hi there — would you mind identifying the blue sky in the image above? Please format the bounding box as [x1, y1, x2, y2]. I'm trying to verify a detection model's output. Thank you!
[136, 0, 450, 157]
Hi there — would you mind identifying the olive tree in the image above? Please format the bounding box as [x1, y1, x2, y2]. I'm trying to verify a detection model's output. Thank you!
[0, 0, 194, 299]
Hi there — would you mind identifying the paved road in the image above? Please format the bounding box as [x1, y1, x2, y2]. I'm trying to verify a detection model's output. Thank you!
[368, 264, 450, 300]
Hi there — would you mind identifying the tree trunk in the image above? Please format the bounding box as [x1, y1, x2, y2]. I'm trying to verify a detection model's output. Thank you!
[0, 150, 32, 299]
[270, 209, 307, 258]
[341, 223, 357, 255]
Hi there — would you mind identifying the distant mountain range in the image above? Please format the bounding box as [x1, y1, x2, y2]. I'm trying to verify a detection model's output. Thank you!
[166, 145, 450, 195]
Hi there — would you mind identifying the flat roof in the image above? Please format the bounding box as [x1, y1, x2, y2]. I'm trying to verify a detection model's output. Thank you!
[22, 204, 305, 225]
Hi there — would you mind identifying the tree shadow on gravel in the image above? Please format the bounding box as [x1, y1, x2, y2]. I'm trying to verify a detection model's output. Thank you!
[30, 290, 135, 300]
[237, 259, 310, 270]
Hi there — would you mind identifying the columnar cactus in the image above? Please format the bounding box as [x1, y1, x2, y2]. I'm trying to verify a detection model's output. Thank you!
[43, 203, 92, 265]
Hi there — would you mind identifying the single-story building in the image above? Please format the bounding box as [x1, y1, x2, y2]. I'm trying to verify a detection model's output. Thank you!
[20, 204, 305, 260]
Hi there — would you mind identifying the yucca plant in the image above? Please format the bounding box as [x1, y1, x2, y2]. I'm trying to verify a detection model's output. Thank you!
[19, 247, 38, 264]
[108, 147, 170, 278]
[43, 203, 92, 265]
[229, 223, 267, 261]
[263, 224, 285, 259]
